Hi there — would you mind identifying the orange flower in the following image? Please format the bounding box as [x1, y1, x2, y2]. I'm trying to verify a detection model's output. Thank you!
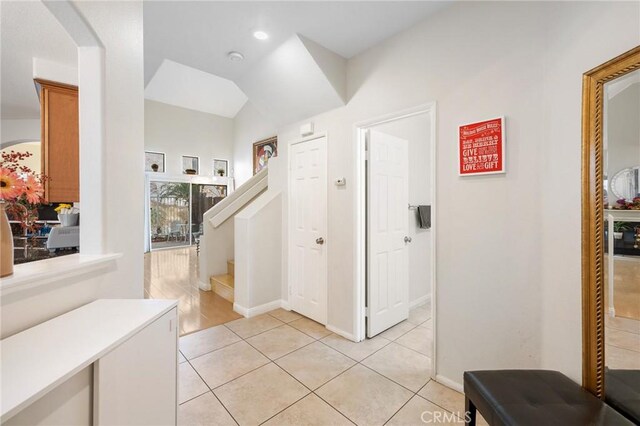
[22, 175, 44, 204]
[0, 167, 22, 201]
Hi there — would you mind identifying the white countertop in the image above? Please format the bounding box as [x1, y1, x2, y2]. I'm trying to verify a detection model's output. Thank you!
[0, 253, 122, 296]
[0, 299, 178, 422]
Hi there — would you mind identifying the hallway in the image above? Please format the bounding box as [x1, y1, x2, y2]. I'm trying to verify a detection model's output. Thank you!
[177, 304, 486, 425]
[144, 247, 241, 335]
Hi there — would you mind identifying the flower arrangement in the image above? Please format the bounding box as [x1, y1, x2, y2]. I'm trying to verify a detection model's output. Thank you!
[614, 197, 640, 210]
[54, 203, 75, 214]
[0, 151, 48, 234]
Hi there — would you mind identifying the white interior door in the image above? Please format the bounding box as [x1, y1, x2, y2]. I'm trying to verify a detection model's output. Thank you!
[367, 129, 409, 337]
[289, 135, 327, 324]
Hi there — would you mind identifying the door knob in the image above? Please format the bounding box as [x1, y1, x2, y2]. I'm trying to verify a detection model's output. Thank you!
[316, 237, 325, 245]
[404, 236, 412, 243]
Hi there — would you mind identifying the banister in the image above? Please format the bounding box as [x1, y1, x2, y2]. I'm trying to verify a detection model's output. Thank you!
[204, 168, 268, 228]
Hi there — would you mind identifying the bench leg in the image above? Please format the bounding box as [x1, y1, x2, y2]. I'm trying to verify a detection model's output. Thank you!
[465, 397, 477, 426]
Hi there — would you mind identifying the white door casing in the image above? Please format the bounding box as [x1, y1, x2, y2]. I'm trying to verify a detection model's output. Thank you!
[367, 130, 409, 337]
[289, 135, 328, 324]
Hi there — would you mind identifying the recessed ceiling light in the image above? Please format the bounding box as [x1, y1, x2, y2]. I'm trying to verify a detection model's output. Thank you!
[253, 31, 269, 40]
[227, 51, 244, 62]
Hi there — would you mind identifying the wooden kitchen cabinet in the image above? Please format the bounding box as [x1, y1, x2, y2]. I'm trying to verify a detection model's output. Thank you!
[36, 79, 79, 203]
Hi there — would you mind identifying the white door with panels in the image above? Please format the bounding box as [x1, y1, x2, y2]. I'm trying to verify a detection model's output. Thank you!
[289, 135, 328, 324]
[367, 129, 410, 337]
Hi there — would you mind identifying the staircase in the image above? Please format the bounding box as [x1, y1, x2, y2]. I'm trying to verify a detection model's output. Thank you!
[211, 260, 234, 302]
[198, 167, 268, 291]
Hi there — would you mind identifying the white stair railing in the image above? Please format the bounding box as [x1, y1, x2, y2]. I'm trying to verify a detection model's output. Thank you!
[198, 168, 269, 290]
[204, 168, 268, 228]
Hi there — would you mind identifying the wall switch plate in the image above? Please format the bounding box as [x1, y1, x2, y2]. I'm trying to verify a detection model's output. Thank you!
[335, 177, 346, 186]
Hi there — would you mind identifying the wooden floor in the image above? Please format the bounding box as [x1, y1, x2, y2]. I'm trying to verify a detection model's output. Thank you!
[144, 247, 241, 336]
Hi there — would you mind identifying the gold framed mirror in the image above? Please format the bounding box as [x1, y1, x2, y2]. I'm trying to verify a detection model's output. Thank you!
[582, 45, 640, 406]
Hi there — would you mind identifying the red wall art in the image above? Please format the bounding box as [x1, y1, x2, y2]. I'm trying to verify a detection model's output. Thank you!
[459, 117, 505, 176]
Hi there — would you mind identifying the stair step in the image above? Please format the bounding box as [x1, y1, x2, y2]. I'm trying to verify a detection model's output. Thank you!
[227, 260, 234, 277]
[211, 274, 234, 303]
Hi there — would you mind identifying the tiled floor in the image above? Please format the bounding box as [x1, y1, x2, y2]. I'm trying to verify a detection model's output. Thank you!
[604, 255, 640, 369]
[178, 305, 486, 425]
[144, 247, 241, 335]
[606, 315, 640, 369]
[604, 255, 640, 320]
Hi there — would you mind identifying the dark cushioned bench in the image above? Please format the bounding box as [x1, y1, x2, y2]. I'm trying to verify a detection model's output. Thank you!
[463, 370, 635, 426]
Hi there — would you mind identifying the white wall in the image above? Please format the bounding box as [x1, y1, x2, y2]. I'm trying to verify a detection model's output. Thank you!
[234, 190, 282, 313]
[145, 99, 234, 176]
[1, 2, 144, 423]
[236, 1, 640, 386]
[1, 119, 40, 146]
[606, 81, 640, 199]
[372, 115, 432, 305]
[2, 1, 145, 335]
[233, 101, 278, 186]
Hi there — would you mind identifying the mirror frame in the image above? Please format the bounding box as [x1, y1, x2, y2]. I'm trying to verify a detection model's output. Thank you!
[582, 45, 640, 398]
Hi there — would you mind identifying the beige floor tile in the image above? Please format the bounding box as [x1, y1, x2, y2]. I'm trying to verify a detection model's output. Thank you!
[418, 380, 465, 417]
[423, 318, 433, 330]
[362, 342, 431, 391]
[179, 362, 209, 404]
[606, 316, 640, 335]
[268, 308, 303, 323]
[289, 317, 332, 339]
[316, 364, 413, 426]
[225, 314, 284, 339]
[179, 351, 187, 364]
[190, 341, 270, 389]
[178, 392, 236, 426]
[263, 394, 352, 426]
[387, 395, 460, 426]
[179, 324, 242, 360]
[407, 306, 431, 325]
[276, 341, 356, 390]
[606, 328, 640, 352]
[606, 344, 640, 369]
[379, 321, 418, 341]
[246, 324, 315, 360]
[321, 334, 390, 362]
[214, 363, 309, 425]
[396, 325, 432, 356]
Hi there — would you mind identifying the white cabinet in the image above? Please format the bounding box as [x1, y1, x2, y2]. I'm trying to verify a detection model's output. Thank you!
[1, 300, 178, 425]
[94, 308, 177, 425]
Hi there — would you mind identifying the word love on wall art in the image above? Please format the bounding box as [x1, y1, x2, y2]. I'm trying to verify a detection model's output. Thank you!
[458, 117, 505, 176]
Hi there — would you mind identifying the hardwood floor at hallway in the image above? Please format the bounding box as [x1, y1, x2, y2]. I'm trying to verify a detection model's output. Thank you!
[145, 247, 241, 336]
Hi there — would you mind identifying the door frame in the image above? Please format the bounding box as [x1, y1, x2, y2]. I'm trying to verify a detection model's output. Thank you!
[354, 102, 437, 368]
[287, 132, 329, 323]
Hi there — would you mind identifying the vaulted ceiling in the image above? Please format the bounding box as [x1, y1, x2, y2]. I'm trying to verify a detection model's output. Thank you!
[2, 1, 450, 122]
[143, 2, 450, 84]
[143, 1, 449, 124]
[0, 1, 77, 119]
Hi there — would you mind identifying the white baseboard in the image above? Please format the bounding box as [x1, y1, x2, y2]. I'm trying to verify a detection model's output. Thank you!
[410, 294, 431, 309]
[233, 300, 282, 318]
[280, 300, 291, 311]
[198, 280, 211, 291]
[326, 324, 358, 342]
[435, 374, 464, 394]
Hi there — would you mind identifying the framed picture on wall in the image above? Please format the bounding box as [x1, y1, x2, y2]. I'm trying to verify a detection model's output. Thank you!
[213, 159, 228, 177]
[253, 136, 278, 175]
[182, 155, 199, 175]
[145, 151, 165, 173]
